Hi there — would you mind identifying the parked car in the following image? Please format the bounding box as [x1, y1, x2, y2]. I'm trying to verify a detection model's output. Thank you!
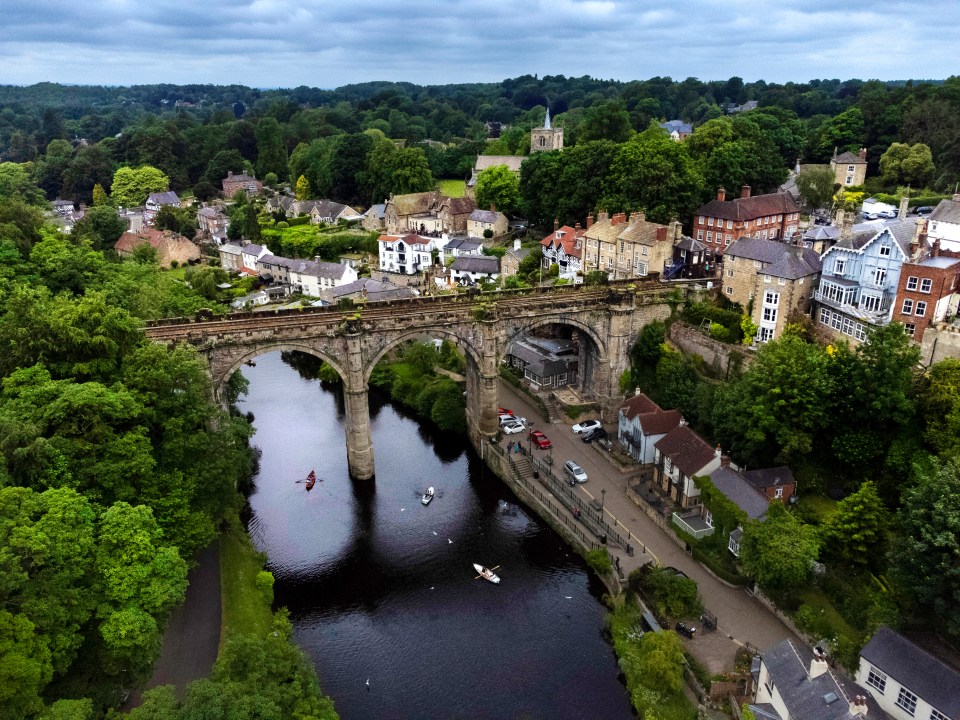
[582, 428, 608, 444]
[500, 413, 526, 426]
[530, 430, 552, 449]
[502, 421, 525, 435]
[571, 419, 602, 434]
[662, 566, 689, 579]
[675, 621, 697, 639]
[563, 460, 588, 484]
[498, 406, 512, 415]
[915, 206, 934, 215]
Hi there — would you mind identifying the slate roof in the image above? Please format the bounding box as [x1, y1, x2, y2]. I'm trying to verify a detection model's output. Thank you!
[241, 243, 266, 256]
[147, 191, 180, 206]
[474, 155, 524, 173]
[833, 220, 915, 256]
[329, 277, 417, 302]
[259, 254, 348, 280]
[451, 255, 500, 274]
[654, 425, 717, 477]
[447, 196, 477, 215]
[198, 206, 225, 219]
[744, 466, 795, 491]
[726, 237, 818, 269]
[860, 626, 960, 718]
[219, 243, 243, 255]
[636, 409, 683, 437]
[620, 393, 661, 420]
[755, 640, 884, 720]
[378, 233, 432, 248]
[508, 341, 575, 378]
[365, 203, 386, 219]
[469, 209, 501, 223]
[675, 235, 706, 252]
[929, 198, 960, 225]
[803, 226, 841, 242]
[710, 467, 770, 520]
[660, 119, 693, 134]
[765, 249, 822, 280]
[697, 192, 800, 222]
[388, 190, 442, 216]
[833, 151, 866, 165]
[223, 172, 257, 182]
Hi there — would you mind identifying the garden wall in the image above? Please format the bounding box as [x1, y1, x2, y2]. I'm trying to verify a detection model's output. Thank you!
[668, 323, 753, 378]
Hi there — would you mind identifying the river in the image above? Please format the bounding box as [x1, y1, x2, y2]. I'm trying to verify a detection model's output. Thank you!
[240, 352, 634, 720]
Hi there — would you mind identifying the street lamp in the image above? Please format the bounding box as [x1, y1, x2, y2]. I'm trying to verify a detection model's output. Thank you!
[527, 421, 534, 455]
[600, 488, 606, 516]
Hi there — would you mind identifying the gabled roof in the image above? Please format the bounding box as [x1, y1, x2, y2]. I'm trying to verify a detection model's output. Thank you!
[654, 425, 717, 477]
[451, 255, 500, 274]
[260, 254, 349, 280]
[766, 250, 822, 280]
[929, 198, 960, 225]
[636, 409, 683, 437]
[219, 243, 243, 255]
[474, 155, 525, 173]
[378, 233, 431, 248]
[541, 225, 585, 259]
[147, 191, 180, 206]
[697, 193, 800, 222]
[803, 226, 841, 241]
[744, 466, 795, 490]
[241, 243, 266, 256]
[757, 640, 883, 720]
[660, 119, 693, 134]
[446, 196, 477, 215]
[329, 277, 417, 302]
[469, 209, 502, 223]
[710, 466, 770, 520]
[365, 203, 386, 219]
[223, 172, 258, 182]
[198, 206, 226, 218]
[387, 190, 442, 216]
[833, 150, 866, 165]
[620, 393, 661, 420]
[675, 235, 706, 252]
[860, 626, 960, 717]
[830, 221, 914, 258]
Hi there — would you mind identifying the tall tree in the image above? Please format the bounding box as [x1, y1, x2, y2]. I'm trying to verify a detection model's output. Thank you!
[474, 164, 521, 215]
[110, 166, 169, 209]
[740, 504, 821, 593]
[254, 117, 288, 181]
[796, 166, 836, 209]
[820, 481, 889, 568]
[890, 458, 960, 636]
[879, 142, 935, 188]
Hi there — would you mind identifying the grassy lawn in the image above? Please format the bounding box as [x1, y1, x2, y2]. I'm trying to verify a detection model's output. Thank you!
[438, 179, 466, 198]
[797, 588, 861, 640]
[219, 523, 274, 643]
[164, 265, 188, 281]
[794, 494, 836, 526]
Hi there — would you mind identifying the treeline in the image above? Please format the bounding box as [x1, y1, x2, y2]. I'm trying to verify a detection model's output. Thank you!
[2, 74, 959, 212]
[0, 169, 337, 716]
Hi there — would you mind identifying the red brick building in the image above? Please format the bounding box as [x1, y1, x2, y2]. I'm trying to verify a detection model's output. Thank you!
[891, 245, 960, 342]
[692, 186, 801, 258]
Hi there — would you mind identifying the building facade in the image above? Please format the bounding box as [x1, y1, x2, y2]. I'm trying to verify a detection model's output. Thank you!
[693, 187, 801, 258]
[583, 211, 683, 280]
[830, 148, 868, 187]
[890, 253, 960, 341]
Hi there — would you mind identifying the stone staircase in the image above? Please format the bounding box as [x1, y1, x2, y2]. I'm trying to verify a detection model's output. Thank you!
[540, 393, 563, 424]
[512, 455, 537, 484]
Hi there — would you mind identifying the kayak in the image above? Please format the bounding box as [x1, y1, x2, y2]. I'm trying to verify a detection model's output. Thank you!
[422, 486, 435, 505]
[473, 563, 501, 584]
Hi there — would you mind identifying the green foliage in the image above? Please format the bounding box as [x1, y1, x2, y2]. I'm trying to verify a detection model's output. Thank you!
[474, 164, 521, 215]
[694, 475, 748, 536]
[796, 166, 837, 209]
[644, 567, 704, 619]
[890, 457, 960, 636]
[820, 482, 889, 569]
[255, 571, 275, 605]
[0, 161, 47, 205]
[72, 204, 127, 251]
[740, 504, 821, 593]
[110, 166, 169, 209]
[920, 359, 960, 458]
[295, 174, 311, 200]
[154, 205, 197, 238]
[879, 142, 935, 188]
[585, 548, 612, 576]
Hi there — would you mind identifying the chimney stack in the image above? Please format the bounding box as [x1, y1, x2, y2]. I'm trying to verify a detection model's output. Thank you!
[635, 210, 646, 223]
[656, 226, 668, 243]
[720, 454, 731, 468]
[587, 213, 594, 229]
[933, 238, 941, 258]
[670, 219, 682, 242]
[717, 187, 726, 202]
[553, 218, 559, 232]
[849, 695, 869, 717]
[514, 237, 521, 251]
[809, 647, 829, 680]
[715, 444, 722, 458]
[598, 209, 610, 223]
[490, 204, 496, 212]
[634, 387, 642, 397]
[741, 185, 752, 199]
[899, 196, 909, 221]
[859, 148, 867, 162]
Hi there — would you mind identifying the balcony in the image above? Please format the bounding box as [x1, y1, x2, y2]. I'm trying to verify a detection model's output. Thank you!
[672, 510, 715, 539]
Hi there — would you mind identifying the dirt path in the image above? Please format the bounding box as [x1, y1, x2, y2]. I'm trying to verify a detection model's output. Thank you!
[123, 540, 222, 708]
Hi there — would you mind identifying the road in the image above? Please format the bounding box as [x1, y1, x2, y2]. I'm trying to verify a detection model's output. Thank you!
[499, 381, 798, 670]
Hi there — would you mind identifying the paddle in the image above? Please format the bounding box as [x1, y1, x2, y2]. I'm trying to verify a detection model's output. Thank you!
[474, 565, 501, 580]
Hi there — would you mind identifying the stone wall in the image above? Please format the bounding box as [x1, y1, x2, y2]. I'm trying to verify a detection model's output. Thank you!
[668, 322, 753, 378]
[919, 323, 960, 365]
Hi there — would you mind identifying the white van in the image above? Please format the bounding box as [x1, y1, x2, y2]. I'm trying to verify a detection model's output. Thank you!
[564, 460, 588, 484]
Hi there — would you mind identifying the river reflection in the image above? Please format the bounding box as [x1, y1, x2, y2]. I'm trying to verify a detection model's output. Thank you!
[240, 352, 634, 720]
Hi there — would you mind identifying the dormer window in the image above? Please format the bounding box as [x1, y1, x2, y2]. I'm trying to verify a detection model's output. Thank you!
[879, 245, 891, 257]
[556, 231, 564, 239]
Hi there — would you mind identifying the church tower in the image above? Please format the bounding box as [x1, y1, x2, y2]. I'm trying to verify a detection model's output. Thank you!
[530, 107, 563, 153]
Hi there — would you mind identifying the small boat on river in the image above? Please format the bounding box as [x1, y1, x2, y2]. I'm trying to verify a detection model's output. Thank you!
[473, 563, 501, 584]
[305, 470, 317, 490]
[421, 486, 435, 505]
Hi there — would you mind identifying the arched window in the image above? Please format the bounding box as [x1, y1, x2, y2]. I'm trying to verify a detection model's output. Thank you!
[539, 136, 546, 147]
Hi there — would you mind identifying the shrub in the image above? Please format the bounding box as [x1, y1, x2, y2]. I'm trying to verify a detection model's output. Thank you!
[255, 570, 275, 605]
[586, 548, 612, 576]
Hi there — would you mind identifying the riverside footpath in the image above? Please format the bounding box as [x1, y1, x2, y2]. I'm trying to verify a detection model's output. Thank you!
[497, 380, 800, 674]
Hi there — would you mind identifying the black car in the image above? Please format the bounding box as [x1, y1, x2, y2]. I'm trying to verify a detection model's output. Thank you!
[581, 427, 608, 443]
[915, 206, 933, 215]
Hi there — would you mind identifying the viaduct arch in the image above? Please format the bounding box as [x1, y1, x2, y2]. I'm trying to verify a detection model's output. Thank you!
[144, 280, 697, 480]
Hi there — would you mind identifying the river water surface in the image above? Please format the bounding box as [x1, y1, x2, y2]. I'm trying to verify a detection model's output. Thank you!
[241, 352, 634, 720]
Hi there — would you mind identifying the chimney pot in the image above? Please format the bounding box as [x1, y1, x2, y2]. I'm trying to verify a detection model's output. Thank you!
[741, 185, 752, 199]
[720, 454, 731, 468]
[859, 147, 867, 162]
[717, 187, 726, 202]
[587, 213, 594, 229]
[490, 204, 496, 212]
[513, 237, 521, 251]
[634, 387, 641, 397]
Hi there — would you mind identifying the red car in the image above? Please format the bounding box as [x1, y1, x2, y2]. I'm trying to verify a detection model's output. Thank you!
[530, 430, 552, 449]
[498, 406, 512, 415]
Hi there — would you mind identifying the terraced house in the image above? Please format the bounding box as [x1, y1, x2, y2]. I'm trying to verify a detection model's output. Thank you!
[582, 211, 683, 280]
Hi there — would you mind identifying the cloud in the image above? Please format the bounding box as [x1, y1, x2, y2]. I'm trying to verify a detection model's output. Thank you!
[0, 0, 957, 87]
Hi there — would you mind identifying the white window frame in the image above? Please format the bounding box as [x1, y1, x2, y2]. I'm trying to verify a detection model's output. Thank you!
[896, 687, 918, 716]
[931, 708, 949, 720]
[920, 278, 932, 293]
[906, 276, 918, 290]
[902, 299, 914, 314]
[915, 301, 927, 317]
[879, 244, 891, 257]
[905, 323, 916, 337]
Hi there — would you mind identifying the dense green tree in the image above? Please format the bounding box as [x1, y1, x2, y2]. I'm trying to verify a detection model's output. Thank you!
[890, 458, 960, 635]
[814, 107, 865, 160]
[30, 233, 108, 295]
[635, 630, 686, 697]
[474, 164, 521, 215]
[295, 174, 310, 200]
[62, 145, 115, 205]
[879, 142, 935, 188]
[644, 567, 703, 619]
[578, 100, 634, 143]
[154, 206, 198, 238]
[820, 481, 889, 568]
[919, 359, 960, 458]
[110, 166, 169, 209]
[91, 184, 108, 207]
[740, 504, 821, 593]
[0, 198, 47, 257]
[202, 149, 246, 187]
[254, 117, 288, 181]
[796, 165, 837, 208]
[0, 162, 46, 205]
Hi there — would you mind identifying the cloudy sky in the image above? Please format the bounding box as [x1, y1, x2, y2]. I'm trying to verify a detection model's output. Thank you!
[1, 0, 955, 88]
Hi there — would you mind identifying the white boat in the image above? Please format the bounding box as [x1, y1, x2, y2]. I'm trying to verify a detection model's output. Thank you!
[473, 563, 501, 584]
[421, 487, 435, 505]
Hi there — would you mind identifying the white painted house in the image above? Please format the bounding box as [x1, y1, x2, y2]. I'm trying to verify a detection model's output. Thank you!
[240, 243, 270, 273]
[378, 233, 439, 275]
[617, 393, 683, 464]
[449, 255, 500, 284]
[925, 196, 960, 252]
[856, 626, 960, 720]
[257, 255, 358, 297]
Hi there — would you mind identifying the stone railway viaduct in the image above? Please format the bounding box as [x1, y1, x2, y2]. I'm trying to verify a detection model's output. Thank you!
[145, 279, 696, 479]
